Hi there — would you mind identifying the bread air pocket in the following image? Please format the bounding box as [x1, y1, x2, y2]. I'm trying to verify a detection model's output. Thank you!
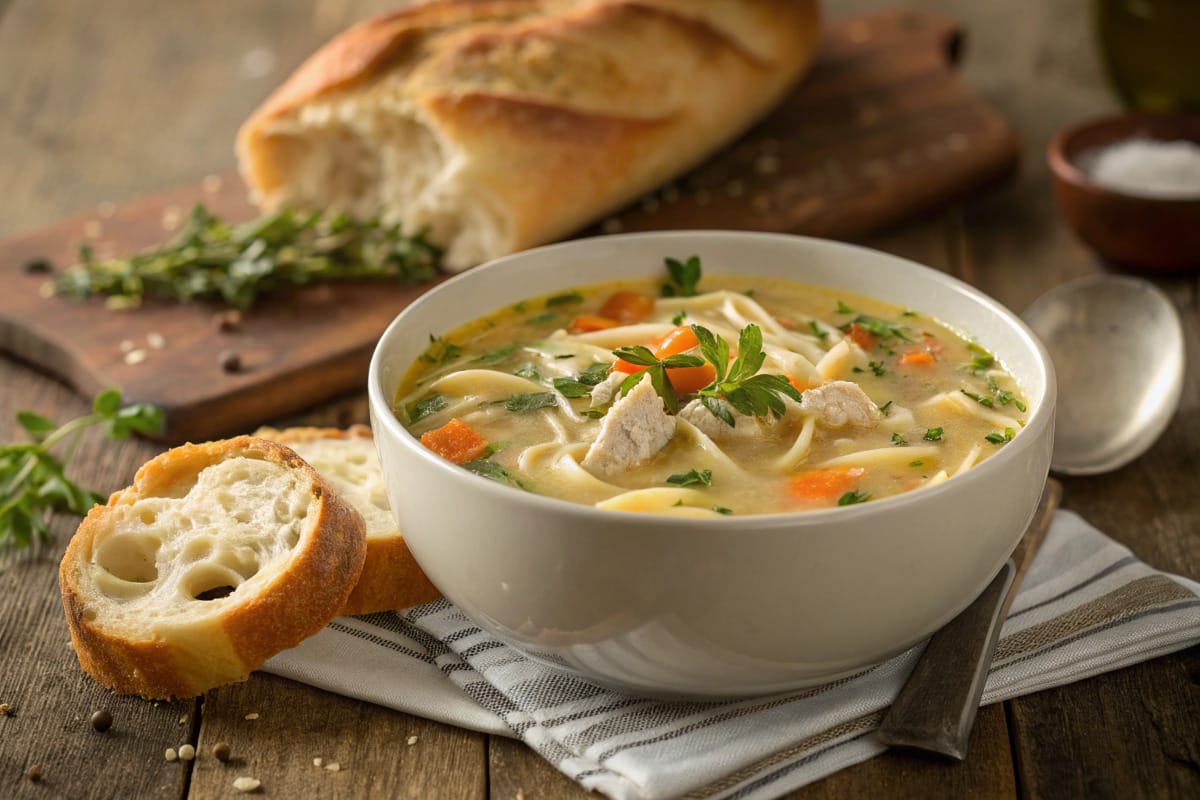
[59, 436, 366, 700]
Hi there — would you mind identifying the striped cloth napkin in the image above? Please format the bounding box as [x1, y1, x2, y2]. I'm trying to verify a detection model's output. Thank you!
[266, 510, 1200, 800]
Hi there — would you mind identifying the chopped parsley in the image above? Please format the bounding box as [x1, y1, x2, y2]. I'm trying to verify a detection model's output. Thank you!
[985, 427, 1015, 444]
[666, 469, 713, 487]
[987, 376, 1027, 412]
[421, 334, 461, 366]
[961, 389, 995, 408]
[462, 459, 525, 489]
[837, 490, 871, 506]
[477, 344, 516, 364]
[923, 427, 944, 441]
[406, 394, 448, 423]
[514, 364, 542, 382]
[502, 392, 558, 413]
[526, 311, 558, 326]
[878, 400, 893, 416]
[661, 255, 702, 297]
[840, 315, 911, 342]
[546, 291, 584, 307]
[963, 342, 995, 373]
[891, 432, 908, 446]
[551, 363, 608, 398]
[835, 300, 855, 315]
[712, 506, 734, 515]
[808, 320, 830, 341]
[909, 460, 925, 467]
[672, 310, 688, 325]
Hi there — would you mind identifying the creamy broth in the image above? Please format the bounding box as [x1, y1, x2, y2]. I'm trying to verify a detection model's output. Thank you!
[395, 274, 1028, 517]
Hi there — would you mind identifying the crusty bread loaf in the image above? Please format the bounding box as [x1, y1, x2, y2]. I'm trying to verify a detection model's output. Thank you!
[254, 425, 441, 615]
[59, 437, 366, 699]
[236, 0, 821, 269]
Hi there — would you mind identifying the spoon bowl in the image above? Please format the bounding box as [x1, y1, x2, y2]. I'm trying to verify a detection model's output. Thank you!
[1022, 274, 1184, 475]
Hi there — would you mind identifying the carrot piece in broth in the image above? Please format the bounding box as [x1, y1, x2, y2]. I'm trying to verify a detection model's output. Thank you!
[598, 291, 655, 323]
[569, 314, 621, 334]
[788, 466, 866, 501]
[420, 418, 489, 464]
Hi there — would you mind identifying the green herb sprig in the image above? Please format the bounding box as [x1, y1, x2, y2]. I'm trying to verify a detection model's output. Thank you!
[661, 256, 702, 297]
[609, 346, 704, 414]
[1, 390, 163, 549]
[54, 204, 442, 310]
[691, 324, 803, 427]
[666, 469, 713, 487]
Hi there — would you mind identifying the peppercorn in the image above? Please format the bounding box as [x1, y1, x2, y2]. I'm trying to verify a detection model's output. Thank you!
[218, 350, 242, 373]
[90, 709, 113, 733]
[26, 765, 42, 782]
[213, 742, 231, 762]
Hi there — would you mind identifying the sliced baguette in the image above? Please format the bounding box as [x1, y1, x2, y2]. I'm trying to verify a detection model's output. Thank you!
[254, 425, 441, 615]
[237, 0, 821, 269]
[59, 436, 366, 699]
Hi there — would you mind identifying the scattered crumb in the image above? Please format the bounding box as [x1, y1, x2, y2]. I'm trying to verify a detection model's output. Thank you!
[213, 742, 231, 762]
[406, 735, 418, 746]
[313, 757, 324, 768]
[124, 348, 148, 366]
[202, 174, 224, 193]
[324, 761, 341, 772]
[233, 776, 261, 792]
[147, 332, 166, 350]
[161, 206, 183, 232]
[83, 220, 104, 239]
[243, 712, 259, 721]
[179, 744, 196, 761]
[0, 703, 10, 717]
[165, 748, 178, 762]
[178, 715, 187, 725]
[39, 281, 56, 299]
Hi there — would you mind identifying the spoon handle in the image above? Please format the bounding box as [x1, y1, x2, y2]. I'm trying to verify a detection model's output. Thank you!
[876, 478, 1063, 760]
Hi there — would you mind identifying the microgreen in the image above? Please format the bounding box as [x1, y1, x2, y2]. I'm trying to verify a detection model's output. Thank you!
[54, 204, 441, 309]
[1, 390, 163, 550]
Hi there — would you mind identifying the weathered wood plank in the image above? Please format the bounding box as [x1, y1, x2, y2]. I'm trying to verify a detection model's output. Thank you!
[189, 673, 487, 799]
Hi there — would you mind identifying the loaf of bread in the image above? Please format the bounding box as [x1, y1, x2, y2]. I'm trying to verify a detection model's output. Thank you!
[59, 437, 367, 699]
[254, 425, 441, 615]
[236, 0, 821, 269]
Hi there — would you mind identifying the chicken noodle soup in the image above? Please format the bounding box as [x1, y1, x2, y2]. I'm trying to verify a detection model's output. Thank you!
[395, 262, 1028, 517]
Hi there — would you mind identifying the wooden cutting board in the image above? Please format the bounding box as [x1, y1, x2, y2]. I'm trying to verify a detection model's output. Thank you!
[0, 8, 1018, 444]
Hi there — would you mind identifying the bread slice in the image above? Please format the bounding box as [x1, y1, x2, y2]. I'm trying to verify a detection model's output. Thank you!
[236, 0, 821, 269]
[254, 425, 441, 615]
[59, 436, 366, 699]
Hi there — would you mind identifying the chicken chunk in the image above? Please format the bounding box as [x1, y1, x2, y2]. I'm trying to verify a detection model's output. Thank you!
[800, 380, 882, 428]
[582, 376, 676, 475]
[589, 370, 626, 409]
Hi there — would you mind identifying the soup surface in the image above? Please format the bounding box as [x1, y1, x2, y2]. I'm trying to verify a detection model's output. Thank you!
[396, 265, 1028, 517]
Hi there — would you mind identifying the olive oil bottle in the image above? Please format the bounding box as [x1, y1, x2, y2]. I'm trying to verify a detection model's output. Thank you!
[1095, 0, 1200, 111]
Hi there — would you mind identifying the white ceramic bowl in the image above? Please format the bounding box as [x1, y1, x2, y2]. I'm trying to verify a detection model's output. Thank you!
[368, 231, 1055, 698]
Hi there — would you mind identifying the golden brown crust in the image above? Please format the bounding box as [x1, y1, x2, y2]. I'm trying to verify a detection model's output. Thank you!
[59, 436, 367, 699]
[254, 425, 442, 615]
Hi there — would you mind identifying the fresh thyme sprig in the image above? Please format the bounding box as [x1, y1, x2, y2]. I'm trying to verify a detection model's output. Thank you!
[691, 324, 803, 426]
[54, 204, 442, 310]
[1, 390, 163, 549]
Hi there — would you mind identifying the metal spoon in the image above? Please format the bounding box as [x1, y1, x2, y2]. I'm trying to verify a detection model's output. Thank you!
[877, 274, 1185, 759]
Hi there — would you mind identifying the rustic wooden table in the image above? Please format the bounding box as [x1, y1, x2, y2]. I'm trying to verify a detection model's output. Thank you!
[2, 1, 1197, 798]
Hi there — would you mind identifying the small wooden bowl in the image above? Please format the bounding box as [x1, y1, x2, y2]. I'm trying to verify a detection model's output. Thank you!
[1047, 111, 1200, 272]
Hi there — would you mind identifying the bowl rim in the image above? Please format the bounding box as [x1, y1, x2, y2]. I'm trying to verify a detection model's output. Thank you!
[368, 230, 1056, 530]
[1046, 109, 1200, 205]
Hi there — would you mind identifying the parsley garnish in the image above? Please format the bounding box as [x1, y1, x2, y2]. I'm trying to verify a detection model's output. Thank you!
[964, 343, 995, 373]
[53, 205, 441, 310]
[691, 324, 803, 427]
[923, 427, 944, 441]
[985, 428, 1015, 444]
[526, 312, 557, 326]
[892, 432, 908, 446]
[961, 389, 994, 408]
[909, 460, 925, 467]
[666, 469, 713, 487]
[713, 506, 734, 515]
[835, 300, 855, 314]
[501, 392, 558, 413]
[462, 459, 525, 489]
[868, 361, 887, 377]
[477, 345, 516, 364]
[513, 365, 542, 382]
[878, 400, 893, 416]
[987, 377, 1027, 412]
[838, 490, 871, 506]
[609, 345, 703, 414]
[661, 255, 702, 297]
[839, 315, 911, 342]
[808, 320, 830, 341]
[672, 310, 688, 326]
[406, 394, 448, 423]
[546, 291, 584, 307]
[552, 378, 592, 398]
[421, 335, 461, 366]
[2, 390, 163, 549]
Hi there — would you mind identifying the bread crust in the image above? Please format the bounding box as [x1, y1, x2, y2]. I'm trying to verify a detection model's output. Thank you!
[237, 0, 821, 268]
[60, 437, 367, 699]
[256, 425, 441, 615]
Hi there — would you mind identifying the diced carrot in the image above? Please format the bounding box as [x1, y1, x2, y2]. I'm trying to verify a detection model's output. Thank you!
[846, 323, 877, 350]
[655, 326, 716, 393]
[420, 418, 489, 465]
[788, 467, 865, 501]
[898, 351, 936, 366]
[598, 291, 655, 323]
[654, 326, 701, 357]
[569, 314, 620, 334]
